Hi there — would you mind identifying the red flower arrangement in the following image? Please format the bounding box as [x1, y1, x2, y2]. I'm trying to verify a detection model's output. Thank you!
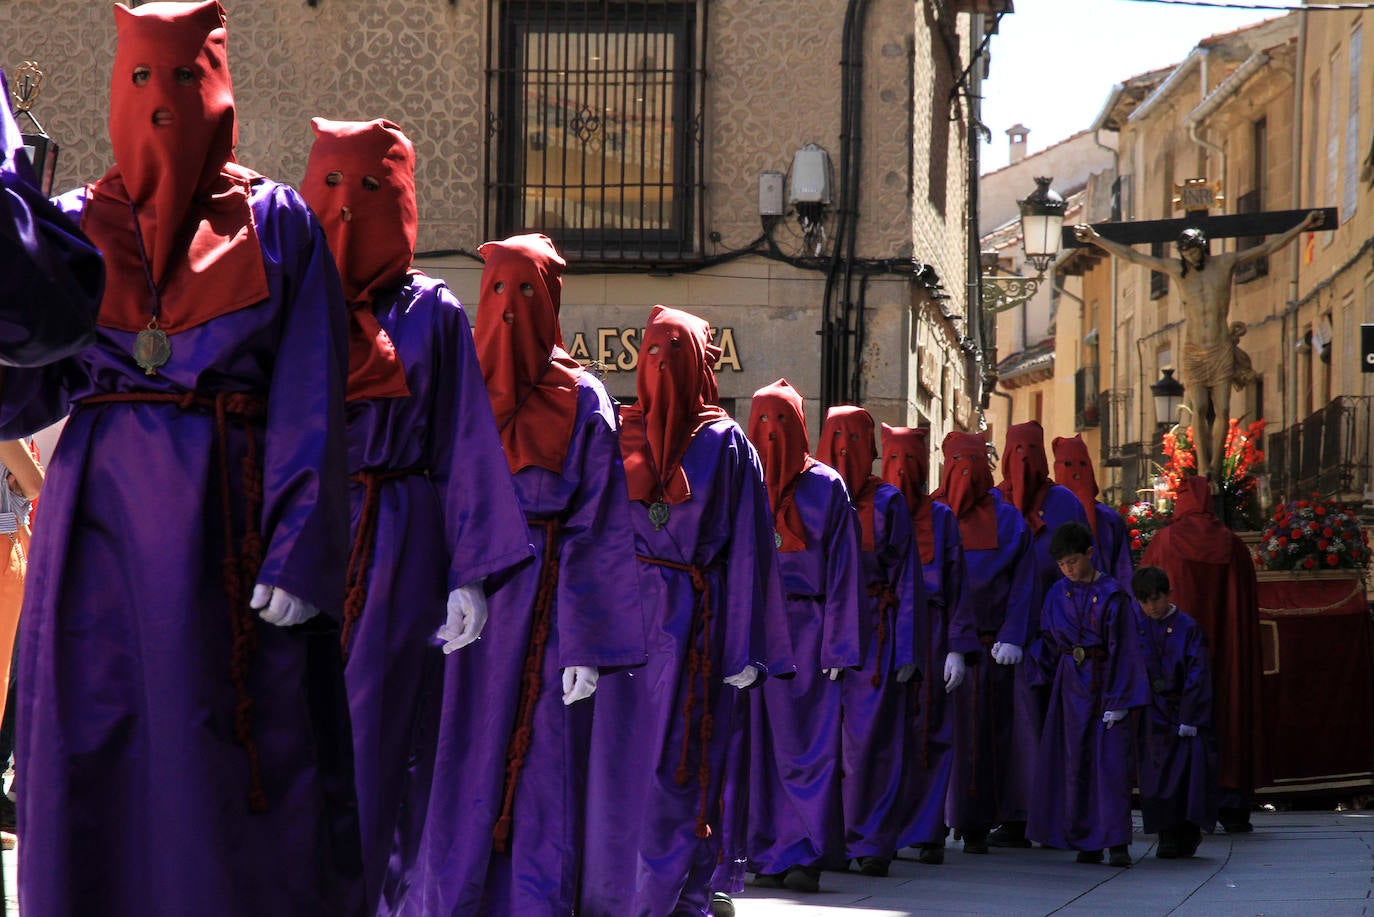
[1160, 418, 1267, 529]
[1119, 500, 1171, 566]
[1254, 495, 1370, 571]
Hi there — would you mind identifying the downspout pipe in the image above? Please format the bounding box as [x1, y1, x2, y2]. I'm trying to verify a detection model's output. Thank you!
[1287, 10, 1309, 430]
[1184, 50, 1274, 204]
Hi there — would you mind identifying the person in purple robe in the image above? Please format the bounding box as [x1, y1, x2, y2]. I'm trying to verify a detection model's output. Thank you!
[1026, 522, 1149, 867]
[935, 432, 1034, 855]
[745, 383, 864, 892]
[391, 233, 644, 915]
[1, 69, 102, 367]
[991, 420, 1091, 848]
[1132, 565, 1216, 859]
[0, 3, 363, 913]
[580, 305, 789, 917]
[298, 120, 534, 914]
[880, 425, 972, 865]
[1054, 434, 1133, 586]
[817, 407, 921, 878]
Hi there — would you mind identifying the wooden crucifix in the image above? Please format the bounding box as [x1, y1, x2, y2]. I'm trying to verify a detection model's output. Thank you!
[1063, 180, 1335, 483]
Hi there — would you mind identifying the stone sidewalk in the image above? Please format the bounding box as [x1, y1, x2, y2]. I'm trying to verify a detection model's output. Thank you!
[730, 810, 1374, 917]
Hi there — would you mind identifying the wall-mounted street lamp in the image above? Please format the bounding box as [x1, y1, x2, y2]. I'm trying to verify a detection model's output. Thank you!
[1150, 367, 1185, 429]
[981, 176, 1065, 313]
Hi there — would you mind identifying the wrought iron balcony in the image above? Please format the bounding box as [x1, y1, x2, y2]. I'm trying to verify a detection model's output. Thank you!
[1266, 396, 1373, 505]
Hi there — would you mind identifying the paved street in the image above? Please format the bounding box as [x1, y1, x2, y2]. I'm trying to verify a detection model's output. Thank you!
[730, 810, 1374, 917]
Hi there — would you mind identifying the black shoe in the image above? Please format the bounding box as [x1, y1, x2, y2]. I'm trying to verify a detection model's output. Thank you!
[1075, 849, 1104, 864]
[857, 855, 890, 877]
[962, 830, 989, 855]
[1156, 834, 1180, 859]
[916, 843, 945, 865]
[987, 821, 1031, 848]
[1108, 845, 1132, 868]
[782, 865, 821, 893]
[1219, 806, 1253, 833]
[753, 871, 785, 889]
[710, 891, 735, 917]
[1179, 823, 1202, 857]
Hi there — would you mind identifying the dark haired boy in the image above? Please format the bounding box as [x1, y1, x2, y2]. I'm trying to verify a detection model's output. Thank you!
[1027, 522, 1148, 867]
[1132, 565, 1217, 858]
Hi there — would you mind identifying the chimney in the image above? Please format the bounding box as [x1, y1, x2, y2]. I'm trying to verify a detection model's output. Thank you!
[1007, 123, 1029, 165]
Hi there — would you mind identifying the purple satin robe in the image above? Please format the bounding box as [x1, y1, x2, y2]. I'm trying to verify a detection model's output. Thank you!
[580, 419, 789, 917]
[338, 275, 532, 914]
[3, 180, 361, 915]
[1136, 606, 1217, 834]
[1092, 502, 1134, 588]
[840, 481, 922, 860]
[897, 499, 969, 848]
[999, 483, 1091, 822]
[1026, 575, 1149, 851]
[0, 71, 101, 367]
[944, 495, 1034, 835]
[747, 462, 865, 874]
[394, 374, 644, 916]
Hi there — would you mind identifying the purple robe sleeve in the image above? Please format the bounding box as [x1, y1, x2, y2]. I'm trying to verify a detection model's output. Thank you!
[1102, 586, 1150, 712]
[994, 515, 1036, 648]
[724, 429, 792, 680]
[1095, 504, 1134, 588]
[252, 185, 351, 612]
[820, 477, 864, 670]
[936, 506, 978, 656]
[0, 71, 101, 369]
[422, 285, 532, 591]
[876, 485, 920, 670]
[1179, 618, 1213, 729]
[555, 380, 646, 669]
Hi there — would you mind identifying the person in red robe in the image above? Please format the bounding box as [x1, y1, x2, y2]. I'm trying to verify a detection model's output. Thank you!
[1141, 475, 1262, 832]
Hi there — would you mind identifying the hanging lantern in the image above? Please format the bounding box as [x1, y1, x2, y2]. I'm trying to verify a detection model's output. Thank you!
[11, 61, 58, 198]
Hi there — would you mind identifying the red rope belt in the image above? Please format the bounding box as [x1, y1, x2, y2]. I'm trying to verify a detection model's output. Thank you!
[340, 465, 427, 655]
[1061, 644, 1109, 703]
[637, 552, 717, 839]
[866, 581, 896, 689]
[78, 390, 270, 813]
[492, 517, 562, 853]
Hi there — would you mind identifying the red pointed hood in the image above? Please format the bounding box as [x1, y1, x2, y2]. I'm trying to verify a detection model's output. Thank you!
[818, 406, 879, 551]
[620, 305, 728, 504]
[999, 420, 1052, 533]
[301, 117, 414, 402]
[934, 431, 1000, 551]
[1052, 433, 1100, 536]
[881, 423, 934, 563]
[748, 379, 815, 551]
[472, 233, 581, 474]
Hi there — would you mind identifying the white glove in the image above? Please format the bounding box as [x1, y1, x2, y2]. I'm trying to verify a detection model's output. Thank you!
[436, 581, 488, 654]
[824, 667, 843, 681]
[251, 583, 320, 627]
[990, 642, 1023, 666]
[561, 666, 599, 705]
[944, 652, 967, 692]
[723, 665, 759, 689]
[896, 663, 919, 684]
[1178, 724, 1198, 738]
[1102, 709, 1128, 728]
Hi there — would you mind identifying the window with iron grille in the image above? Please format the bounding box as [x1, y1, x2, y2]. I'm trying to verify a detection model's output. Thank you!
[489, 1, 705, 263]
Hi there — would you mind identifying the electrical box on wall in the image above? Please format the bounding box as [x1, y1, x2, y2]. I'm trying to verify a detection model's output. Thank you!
[790, 143, 831, 204]
[758, 171, 785, 216]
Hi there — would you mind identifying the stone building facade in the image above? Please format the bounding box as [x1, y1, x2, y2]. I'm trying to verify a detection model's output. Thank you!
[4, 0, 1007, 448]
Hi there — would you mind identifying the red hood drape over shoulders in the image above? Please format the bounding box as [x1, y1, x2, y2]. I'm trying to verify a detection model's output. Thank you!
[881, 423, 934, 564]
[934, 431, 999, 551]
[748, 379, 815, 552]
[620, 305, 727, 505]
[817, 405, 879, 552]
[301, 117, 414, 402]
[87, 0, 269, 339]
[999, 420, 1052, 534]
[1052, 433, 1100, 537]
[471, 233, 581, 474]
